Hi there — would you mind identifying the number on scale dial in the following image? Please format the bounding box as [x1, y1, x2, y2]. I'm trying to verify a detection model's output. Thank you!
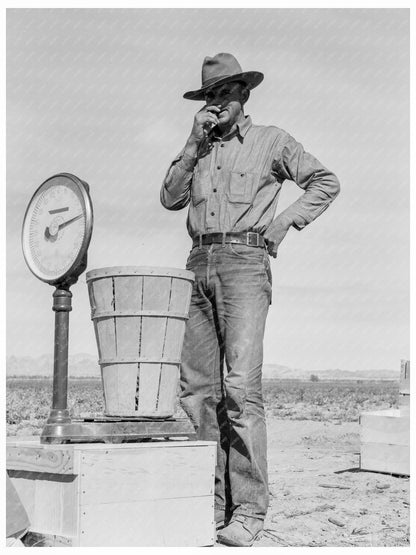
[22, 174, 93, 284]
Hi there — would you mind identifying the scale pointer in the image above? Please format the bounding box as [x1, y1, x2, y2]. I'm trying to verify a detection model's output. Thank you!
[45, 213, 83, 239]
[49, 207, 69, 214]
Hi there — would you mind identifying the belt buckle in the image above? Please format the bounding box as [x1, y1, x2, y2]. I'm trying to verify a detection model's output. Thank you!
[247, 232, 259, 247]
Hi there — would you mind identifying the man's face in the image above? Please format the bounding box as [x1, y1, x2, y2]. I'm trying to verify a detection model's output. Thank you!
[203, 81, 247, 130]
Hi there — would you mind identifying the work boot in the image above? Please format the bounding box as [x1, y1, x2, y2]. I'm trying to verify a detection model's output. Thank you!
[215, 508, 226, 530]
[216, 514, 263, 547]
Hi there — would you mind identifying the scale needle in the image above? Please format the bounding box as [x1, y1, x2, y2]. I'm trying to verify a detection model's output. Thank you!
[45, 213, 83, 239]
[49, 207, 69, 215]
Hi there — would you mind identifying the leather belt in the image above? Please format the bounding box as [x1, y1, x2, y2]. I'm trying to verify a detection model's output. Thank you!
[192, 232, 266, 248]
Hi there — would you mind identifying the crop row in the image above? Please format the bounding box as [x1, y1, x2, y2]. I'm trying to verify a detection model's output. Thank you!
[6, 378, 399, 436]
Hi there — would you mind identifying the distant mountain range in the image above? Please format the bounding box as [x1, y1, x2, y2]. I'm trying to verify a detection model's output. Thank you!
[6, 354, 399, 381]
[6, 353, 101, 378]
[262, 364, 399, 381]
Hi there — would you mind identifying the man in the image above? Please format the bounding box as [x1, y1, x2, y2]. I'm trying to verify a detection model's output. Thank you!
[160, 53, 340, 547]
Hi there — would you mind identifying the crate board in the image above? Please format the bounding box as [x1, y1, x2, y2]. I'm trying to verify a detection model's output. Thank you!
[399, 394, 410, 408]
[359, 408, 409, 476]
[400, 360, 410, 395]
[360, 409, 409, 446]
[360, 443, 409, 476]
[81, 497, 213, 546]
[7, 439, 216, 547]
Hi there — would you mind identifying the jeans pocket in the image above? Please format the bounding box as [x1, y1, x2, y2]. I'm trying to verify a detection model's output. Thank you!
[262, 252, 273, 304]
[227, 243, 266, 260]
[263, 250, 272, 286]
[186, 246, 207, 270]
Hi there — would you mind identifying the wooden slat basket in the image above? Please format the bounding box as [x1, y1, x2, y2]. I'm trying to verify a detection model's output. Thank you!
[86, 266, 194, 418]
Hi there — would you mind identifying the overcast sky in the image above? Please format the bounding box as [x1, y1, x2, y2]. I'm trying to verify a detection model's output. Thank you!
[6, 8, 409, 372]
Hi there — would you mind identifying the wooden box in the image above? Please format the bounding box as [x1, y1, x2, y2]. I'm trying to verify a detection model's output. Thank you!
[399, 359, 410, 407]
[7, 439, 216, 546]
[400, 359, 410, 395]
[359, 409, 410, 476]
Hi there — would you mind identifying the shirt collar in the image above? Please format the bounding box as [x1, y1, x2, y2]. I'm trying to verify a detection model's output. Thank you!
[237, 115, 252, 138]
[212, 115, 252, 142]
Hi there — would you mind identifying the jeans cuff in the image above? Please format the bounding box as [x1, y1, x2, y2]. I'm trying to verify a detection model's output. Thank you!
[232, 510, 265, 521]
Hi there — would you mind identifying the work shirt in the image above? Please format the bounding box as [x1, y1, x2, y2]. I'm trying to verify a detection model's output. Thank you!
[160, 115, 340, 240]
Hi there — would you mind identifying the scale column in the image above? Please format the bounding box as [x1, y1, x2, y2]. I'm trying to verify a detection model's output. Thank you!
[47, 286, 73, 425]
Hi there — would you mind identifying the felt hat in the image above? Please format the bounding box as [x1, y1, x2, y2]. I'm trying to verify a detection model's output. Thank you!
[183, 53, 264, 101]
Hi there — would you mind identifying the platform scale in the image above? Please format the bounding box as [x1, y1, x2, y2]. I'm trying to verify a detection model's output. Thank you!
[21, 173, 196, 444]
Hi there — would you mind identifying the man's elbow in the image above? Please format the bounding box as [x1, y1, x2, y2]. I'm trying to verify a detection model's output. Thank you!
[162, 202, 184, 211]
[333, 172, 341, 194]
[330, 173, 341, 200]
[160, 194, 177, 211]
[160, 189, 187, 211]
[318, 168, 340, 201]
[311, 170, 341, 203]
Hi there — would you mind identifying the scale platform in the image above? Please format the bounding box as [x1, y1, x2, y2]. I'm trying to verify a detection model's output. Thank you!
[41, 416, 197, 444]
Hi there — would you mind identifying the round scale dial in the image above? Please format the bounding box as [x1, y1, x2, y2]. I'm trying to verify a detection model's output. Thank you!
[22, 173, 93, 284]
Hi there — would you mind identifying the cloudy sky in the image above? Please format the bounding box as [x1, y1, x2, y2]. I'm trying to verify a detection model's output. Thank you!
[6, 8, 409, 372]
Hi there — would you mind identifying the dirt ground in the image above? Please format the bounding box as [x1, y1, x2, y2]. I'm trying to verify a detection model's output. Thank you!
[237, 419, 410, 547]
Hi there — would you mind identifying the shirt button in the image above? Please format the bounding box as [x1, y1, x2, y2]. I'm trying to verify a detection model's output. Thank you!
[220, 143, 225, 148]
[217, 165, 221, 170]
[210, 212, 215, 216]
[240, 173, 245, 177]
[213, 188, 217, 193]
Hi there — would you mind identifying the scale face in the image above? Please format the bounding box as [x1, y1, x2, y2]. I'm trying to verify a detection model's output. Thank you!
[22, 173, 93, 285]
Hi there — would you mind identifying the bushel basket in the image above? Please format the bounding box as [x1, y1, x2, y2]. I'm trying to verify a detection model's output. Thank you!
[86, 266, 194, 418]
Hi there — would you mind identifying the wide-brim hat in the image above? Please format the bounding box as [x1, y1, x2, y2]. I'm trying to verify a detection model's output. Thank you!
[183, 53, 264, 101]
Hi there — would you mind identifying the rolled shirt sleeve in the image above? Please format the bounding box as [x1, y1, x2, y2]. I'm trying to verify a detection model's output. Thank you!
[268, 133, 340, 234]
[160, 149, 195, 210]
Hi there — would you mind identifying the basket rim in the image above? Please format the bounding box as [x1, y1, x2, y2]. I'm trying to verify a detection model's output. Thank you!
[86, 266, 195, 282]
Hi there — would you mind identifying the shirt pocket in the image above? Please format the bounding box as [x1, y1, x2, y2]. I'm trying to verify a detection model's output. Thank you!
[227, 171, 258, 204]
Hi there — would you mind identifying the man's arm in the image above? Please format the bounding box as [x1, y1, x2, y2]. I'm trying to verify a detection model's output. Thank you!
[160, 148, 196, 210]
[264, 133, 340, 257]
[160, 104, 221, 210]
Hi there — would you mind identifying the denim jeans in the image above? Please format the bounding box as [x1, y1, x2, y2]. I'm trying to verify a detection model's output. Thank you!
[180, 242, 272, 521]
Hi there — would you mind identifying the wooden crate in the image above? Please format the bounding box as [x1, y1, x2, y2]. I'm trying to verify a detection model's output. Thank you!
[399, 360, 410, 408]
[400, 360, 410, 395]
[359, 409, 409, 476]
[7, 439, 216, 546]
